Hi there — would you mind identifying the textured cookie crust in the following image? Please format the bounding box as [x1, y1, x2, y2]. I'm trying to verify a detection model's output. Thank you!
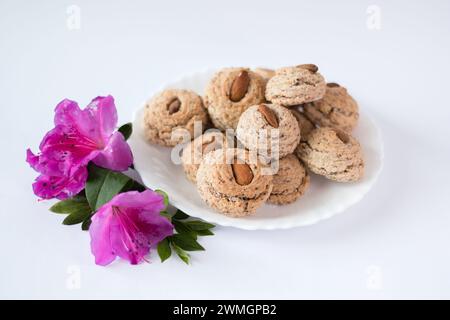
[291, 109, 316, 142]
[196, 148, 273, 217]
[268, 154, 310, 205]
[181, 131, 225, 183]
[303, 83, 359, 132]
[297, 127, 364, 182]
[204, 68, 266, 130]
[254, 67, 275, 84]
[236, 104, 300, 159]
[266, 65, 326, 106]
[143, 89, 209, 147]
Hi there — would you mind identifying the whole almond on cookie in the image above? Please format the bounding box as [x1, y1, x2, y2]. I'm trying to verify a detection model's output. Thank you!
[297, 64, 319, 73]
[265, 65, 326, 106]
[229, 70, 250, 102]
[204, 68, 266, 130]
[335, 130, 350, 144]
[167, 98, 181, 114]
[201, 136, 216, 153]
[231, 162, 254, 186]
[237, 104, 300, 159]
[258, 104, 279, 128]
[196, 148, 273, 217]
[144, 89, 209, 147]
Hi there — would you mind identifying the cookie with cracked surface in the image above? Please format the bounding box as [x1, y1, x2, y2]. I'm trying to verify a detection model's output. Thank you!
[297, 127, 364, 182]
[265, 64, 326, 106]
[181, 131, 225, 183]
[303, 82, 359, 133]
[196, 148, 273, 217]
[143, 89, 209, 147]
[268, 154, 310, 205]
[236, 104, 300, 159]
[291, 108, 315, 142]
[204, 68, 266, 130]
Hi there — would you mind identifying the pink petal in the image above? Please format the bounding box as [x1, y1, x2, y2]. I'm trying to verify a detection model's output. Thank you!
[54, 96, 117, 147]
[109, 215, 146, 265]
[109, 190, 166, 213]
[89, 207, 116, 266]
[89, 191, 173, 266]
[34, 126, 98, 176]
[92, 131, 133, 171]
[26, 149, 39, 170]
[27, 128, 73, 177]
[53, 99, 82, 128]
[114, 191, 173, 247]
[28, 95, 128, 201]
[32, 165, 88, 200]
[54, 98, 97, 142]
[53, 99, 98, 144]
[135, 209, 174, 249]
[87, 96, 118, 142]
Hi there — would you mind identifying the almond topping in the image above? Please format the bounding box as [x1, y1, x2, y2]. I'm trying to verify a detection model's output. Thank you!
[336, 131, 350, 144]
[231, 162, 254, 186]
[167, 98, 181, 114]
[297, 64, 319, 73]
[229, 70, 250, 102]
[201, 136, 216, 153]
[258, 104, 279, 128]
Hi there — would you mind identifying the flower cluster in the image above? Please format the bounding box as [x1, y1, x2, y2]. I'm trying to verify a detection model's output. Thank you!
[27, 96, 132, 199]
[90, 190, 173, 266]
[26, 96, 213, 266]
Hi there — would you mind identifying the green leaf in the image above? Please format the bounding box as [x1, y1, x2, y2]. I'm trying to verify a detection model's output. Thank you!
[185, 220, 215, 231]
[50, 196, 89, 214]
[155, 189, 169, 208]
[81, 216, 92, 231]
[173, 220, 197, 240]
[118, 123, 132, 140]
[160, 211, 171, 219]
[49, 194, 92, 226]
[157, 238, 172, 262]
[171, 233, 205, 251]
[85, 164, 131, 210]
[62, 207, 91, 225]
[173, 210, 189, 220]
[196, 229, 214, 236]
[121, 179, 146, 193]
[172, 243, 190, 265]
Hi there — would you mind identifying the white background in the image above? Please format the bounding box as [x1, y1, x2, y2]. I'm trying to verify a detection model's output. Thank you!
[1, 0, 450, 299]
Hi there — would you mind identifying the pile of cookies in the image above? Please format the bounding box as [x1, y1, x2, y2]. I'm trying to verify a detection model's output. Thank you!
[143, 64, 364, 217]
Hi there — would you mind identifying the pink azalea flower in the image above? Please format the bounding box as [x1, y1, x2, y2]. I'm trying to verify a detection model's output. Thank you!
[89, 190, 173, 266]
[26, 96, 133, 200]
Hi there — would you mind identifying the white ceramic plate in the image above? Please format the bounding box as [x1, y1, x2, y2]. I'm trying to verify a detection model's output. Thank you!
[129, 69, 384, 230]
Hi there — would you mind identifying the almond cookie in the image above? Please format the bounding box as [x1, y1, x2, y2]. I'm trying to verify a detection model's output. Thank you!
[204, 68, 266, 130]
[236, 104, 300, 159]
[291, 109, 315, 142]
[303, 82, 359, 132]
[268, 154, 310, 205]
[196, 148, 273, 217]
[181, 131, 225, 183]
[143, 89, 209, 147]
[297, 127, 364, 182]
[265, 64, 326, 106]
[254, 67, 275, 84]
